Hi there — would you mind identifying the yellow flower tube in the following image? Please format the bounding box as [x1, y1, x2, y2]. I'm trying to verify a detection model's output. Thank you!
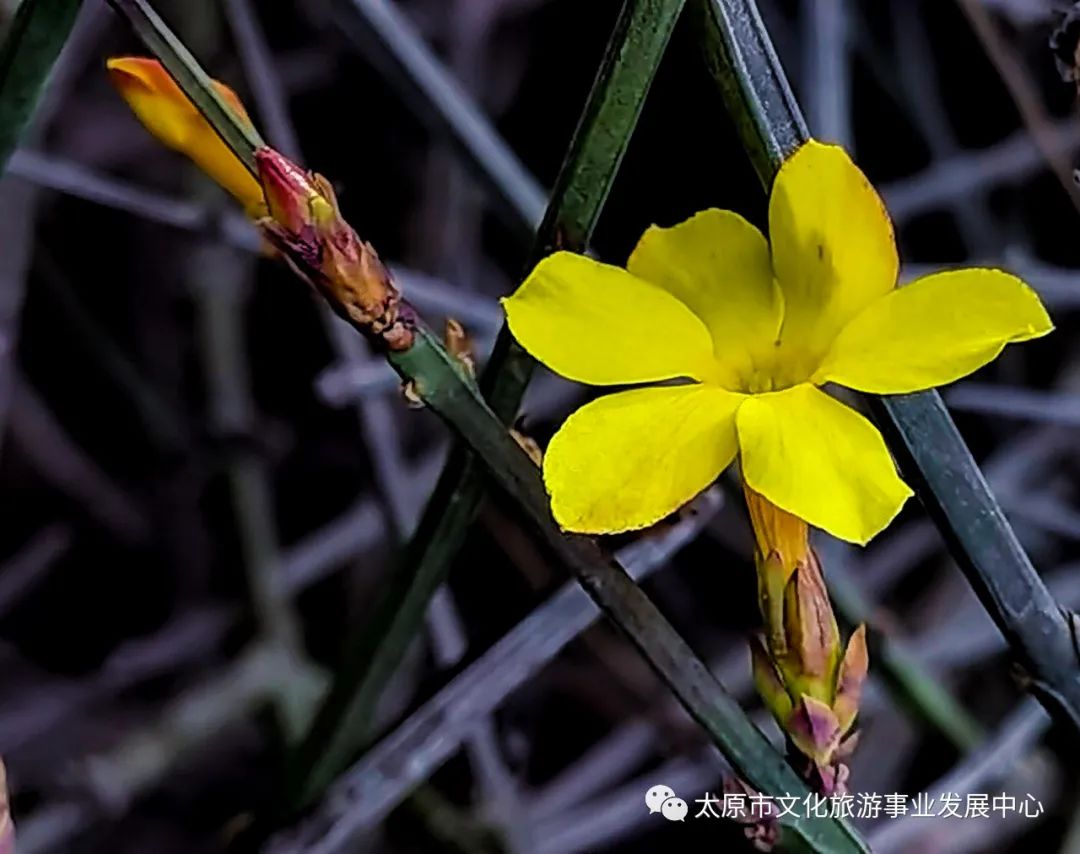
[107, 57, 267, 217]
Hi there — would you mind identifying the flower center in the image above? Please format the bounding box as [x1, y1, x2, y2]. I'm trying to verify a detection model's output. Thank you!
[734, 341, 823, 395]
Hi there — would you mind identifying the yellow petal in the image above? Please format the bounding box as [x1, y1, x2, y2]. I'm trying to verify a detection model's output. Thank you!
[816, 268, 1053, 393]
[627, 209, 782, 389]
[736, 385, 911, 545]
[545, 384, 743, 533]
[769, 140, 898, 362]
[502, 252, 718, 386]
[107, 57, 266, 216]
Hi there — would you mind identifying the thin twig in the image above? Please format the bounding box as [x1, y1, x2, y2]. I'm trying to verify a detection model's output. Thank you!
[265, 491, 724, 852]
[955, 0, 1080, 211]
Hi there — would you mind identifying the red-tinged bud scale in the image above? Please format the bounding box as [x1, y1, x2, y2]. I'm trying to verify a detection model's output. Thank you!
[254, 147, 414, 351]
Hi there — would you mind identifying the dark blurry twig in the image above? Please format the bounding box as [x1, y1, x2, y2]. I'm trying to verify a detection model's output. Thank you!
[404, 785, 505, 854]
[7, 148, 258, 242]
[983, 0, 1063, 24]
[882, 119, 1080, 220]
[802, 0, 851, 147]
[855, 522, 940, 601]
[10, 377, 149, 542]
[0, 610, 232, 762]
[221, 0, 301, 158]
[528, 755, 725, 854]
[947, 383, 1080, 425]
[80, 643, 323, 811]
[18, 643, 324, 852]
[0, 0, 91, 447]
[1009, 493, 1080, 540]
[524, 720, 657, 820]
[868, 699, 1052, 853]
[0, 176, 40, 448]
[888, 0, 999, 254]
[35, 250, 187, 453]
[955, 0, 1080, 210]
[272, 450, 444, 594]
[192, 241, 313, 728]
[0, 0, 87, 444]
[265, 491, 724, 853]
[325, 0, 546, 230]
[182, 1, 315, 740]
[0, 525, 71, 618]
[913, 564, 1080, 666]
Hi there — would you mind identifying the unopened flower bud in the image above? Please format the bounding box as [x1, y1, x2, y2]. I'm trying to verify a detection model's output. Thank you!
[254, 148, 413, 351]
[778, 551, 841, 702]
[788, 694, 843, 770]
[107, 57, 267, 218]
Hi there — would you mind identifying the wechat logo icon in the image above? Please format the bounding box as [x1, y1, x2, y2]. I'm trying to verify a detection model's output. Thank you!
[645, 784, 688, 822]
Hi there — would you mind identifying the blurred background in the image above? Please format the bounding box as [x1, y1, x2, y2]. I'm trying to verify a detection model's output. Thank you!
[0, 0, 1079, 851]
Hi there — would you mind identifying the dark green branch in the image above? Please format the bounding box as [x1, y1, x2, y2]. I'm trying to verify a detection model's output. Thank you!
[0, 0, 82, 173]
[694, 0, 1080, 731]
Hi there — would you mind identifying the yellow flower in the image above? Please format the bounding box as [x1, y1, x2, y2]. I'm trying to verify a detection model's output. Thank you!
[503, 141, 1052, 544]
[107, 57, 267, 217]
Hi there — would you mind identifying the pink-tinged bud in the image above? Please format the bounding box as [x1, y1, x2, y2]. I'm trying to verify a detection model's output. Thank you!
[788, 694, 843, 769]
[254, 148, 413, 350]
[832, 624, 869, 736]
[813, 761, 851, 798]
[722, 778, 780, 852]
[256, 147, 336, 233]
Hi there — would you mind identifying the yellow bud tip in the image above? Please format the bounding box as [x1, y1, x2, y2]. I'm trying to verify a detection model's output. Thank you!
[106, 56, 165, 95]
[106, 57, 265, 216]
[106, 57, 252, 123]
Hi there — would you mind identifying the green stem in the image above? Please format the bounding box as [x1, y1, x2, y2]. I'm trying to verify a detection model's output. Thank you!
[0, 0, 82, 173]
[285, 0, 691, 811]
[694, 0, 1080, 731]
